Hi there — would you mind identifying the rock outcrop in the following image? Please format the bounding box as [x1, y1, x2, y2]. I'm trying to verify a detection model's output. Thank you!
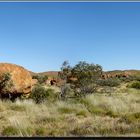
[0, 63, 36, 98]
[101, 71, 130, 79]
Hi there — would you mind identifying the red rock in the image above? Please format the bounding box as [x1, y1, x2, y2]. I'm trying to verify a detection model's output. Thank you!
[0, 63, 35, 96]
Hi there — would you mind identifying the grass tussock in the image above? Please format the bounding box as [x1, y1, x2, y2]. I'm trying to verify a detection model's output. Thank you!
[0, 91, 139, 136]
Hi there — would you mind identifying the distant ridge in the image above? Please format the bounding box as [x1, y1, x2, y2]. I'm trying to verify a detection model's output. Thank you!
[104, 70, 140, 76]
[37, 71, 59, 78]
[29, 71, 59, 78]
[29, 70, 140, 78]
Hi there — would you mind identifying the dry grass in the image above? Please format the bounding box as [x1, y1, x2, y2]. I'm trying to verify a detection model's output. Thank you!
[0, 91, 139, 137]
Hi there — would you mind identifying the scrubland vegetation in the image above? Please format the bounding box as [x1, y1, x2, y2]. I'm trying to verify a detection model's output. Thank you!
[0, 91, 140, 137]
[0, 61, 140, 137]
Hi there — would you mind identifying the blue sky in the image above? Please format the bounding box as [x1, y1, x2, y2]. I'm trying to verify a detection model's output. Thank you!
[0, 2, 140, 72]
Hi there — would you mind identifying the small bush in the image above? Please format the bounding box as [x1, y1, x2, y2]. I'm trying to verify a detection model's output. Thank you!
[30, 84, 58, 103]
[78, 83, 97, 95]
[60, 84, 73, 99]
[30, 84, 47, 103]
[97, 78, 121, 87]
[0, 73, 14, 95]
[45, 88, 59, 102]
[129, 81, 140, 89]
[32, 75, 48, 85]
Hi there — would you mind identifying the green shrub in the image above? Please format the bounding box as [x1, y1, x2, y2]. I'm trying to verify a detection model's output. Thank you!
[97, 78, 121, 87]
[32, 75, 48, 85]
[30, 84, 47, 103]
[0, 73, 14, 95]
[129, 81, 140, 89]
[30, 84, 58, 103]
[59, 61, 102, 96]
[45, 88, 59, 102]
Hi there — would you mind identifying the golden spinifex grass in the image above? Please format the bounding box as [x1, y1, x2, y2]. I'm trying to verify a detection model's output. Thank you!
[0, 91, 140, 137]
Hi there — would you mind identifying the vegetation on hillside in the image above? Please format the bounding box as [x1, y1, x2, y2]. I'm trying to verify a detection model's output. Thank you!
[0, 61, 140, 137]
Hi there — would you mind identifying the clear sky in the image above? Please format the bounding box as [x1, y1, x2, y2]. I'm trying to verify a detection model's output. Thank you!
[0, 2, 140, 72]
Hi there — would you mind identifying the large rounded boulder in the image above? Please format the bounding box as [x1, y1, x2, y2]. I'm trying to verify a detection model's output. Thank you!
[0, 63, 35, 97]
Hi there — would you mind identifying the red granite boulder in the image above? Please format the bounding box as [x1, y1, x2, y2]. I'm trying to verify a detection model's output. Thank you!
[0, 63, 36, 97]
